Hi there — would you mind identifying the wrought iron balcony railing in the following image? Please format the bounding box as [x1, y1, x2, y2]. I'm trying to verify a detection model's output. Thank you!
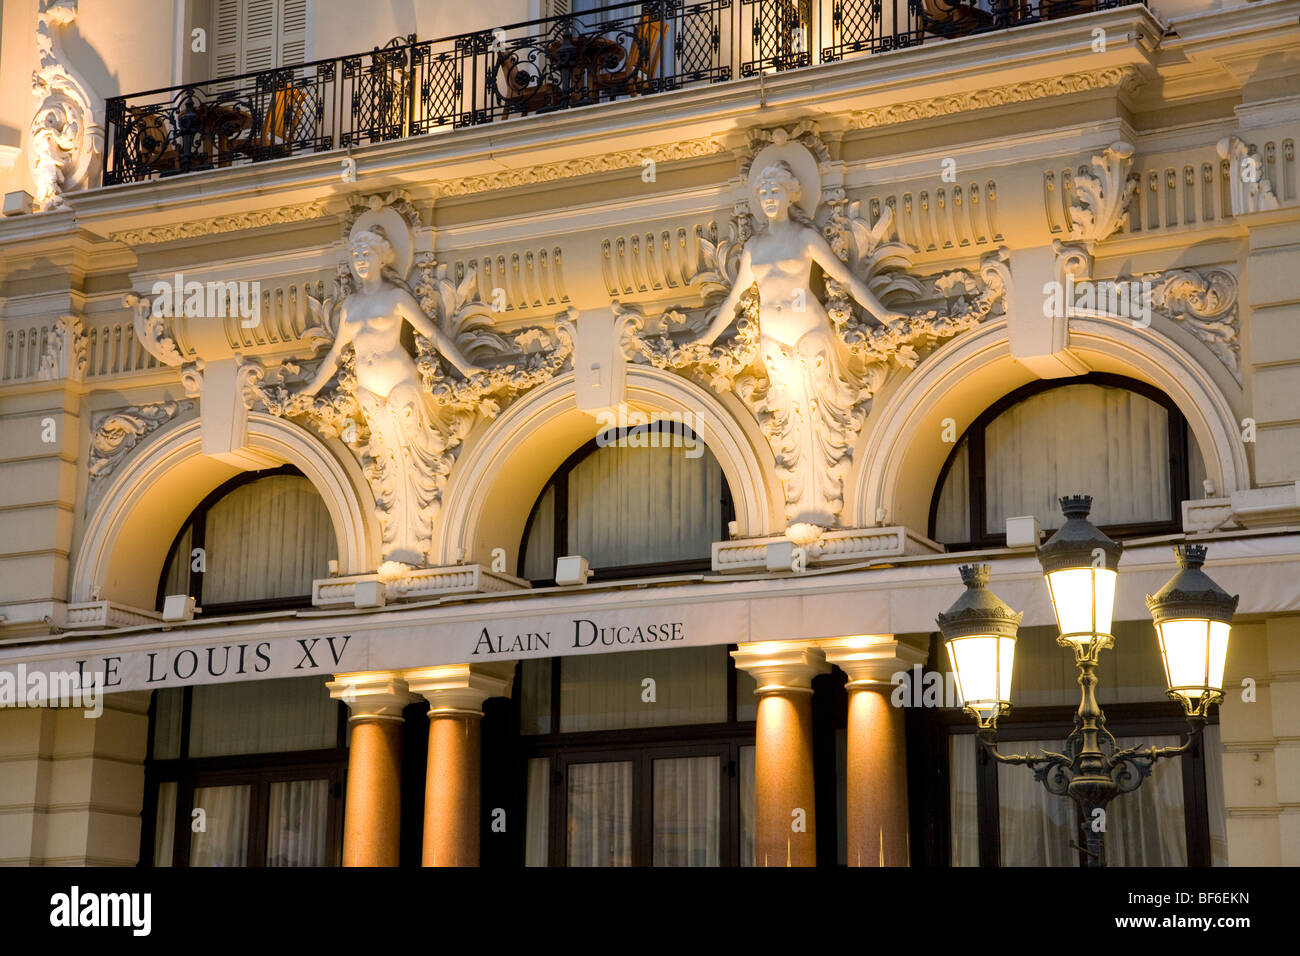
[103, 0, 1142, 185]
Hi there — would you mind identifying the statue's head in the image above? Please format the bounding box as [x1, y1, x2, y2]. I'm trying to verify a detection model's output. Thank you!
[755, 161, 803, 222]
[349, 227, 396, 281]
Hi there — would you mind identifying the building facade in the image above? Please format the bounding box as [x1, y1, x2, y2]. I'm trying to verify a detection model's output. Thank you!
[0, 0, 1298, 867]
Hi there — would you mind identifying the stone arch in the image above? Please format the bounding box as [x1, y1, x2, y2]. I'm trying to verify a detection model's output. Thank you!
[72, 412, 378, 607]
[851, 316, 1249, 535]
[436, 366, 779, 568]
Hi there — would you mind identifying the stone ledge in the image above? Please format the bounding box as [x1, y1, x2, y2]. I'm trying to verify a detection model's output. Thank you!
[312, 564, 530, 608]
[63, 601, 165, 630]
[1184, 482, 1300, 533]
[711, 526, 944, 573]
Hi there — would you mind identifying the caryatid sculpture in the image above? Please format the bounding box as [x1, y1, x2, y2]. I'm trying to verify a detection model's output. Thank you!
[299, 217, 480, 568]
[697, 153, 904, 543]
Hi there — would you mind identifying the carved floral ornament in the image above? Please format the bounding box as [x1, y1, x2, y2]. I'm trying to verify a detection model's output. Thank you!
[621, 123, 1010, 545]
[242, 191, 575, 573]
[1053, 141, 1243, 383]
[29, 0, 102, 212]
[88, 400, 194, 484]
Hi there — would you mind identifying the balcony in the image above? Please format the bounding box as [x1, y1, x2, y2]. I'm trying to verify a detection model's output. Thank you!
[103, 0, 1142, 186]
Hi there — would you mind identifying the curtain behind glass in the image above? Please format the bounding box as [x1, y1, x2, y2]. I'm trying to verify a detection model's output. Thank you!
[984, 384, 1170, 530]
[521, 485, 555, 581]
[565, 440, 724, 569]
[153, 781, 177, 867]
[739, 745, 755, 867]
[202, 475, 336, 604]
[151, 688, 183, 760]
[518, 659, 553, 735]
[189, 676, 338, 757]
[653, 756, 720, 866]
[560, 646, 727, 732]
[189, 785, 250, 866]
[1105, 735, 1186, 866]
[933, 438, 970, 543]
[567, 762, 633, 866]
[949, 735, 978, 866]
[160, 523, 192, 604]
[1204, 724, 1228, 866]
[266, 779, 330, 866]
[525, 758, 550, 867]
[998, 734, 1186, 865]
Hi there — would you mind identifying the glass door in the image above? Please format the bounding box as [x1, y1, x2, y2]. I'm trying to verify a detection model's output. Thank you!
[547, 745, 735, 866]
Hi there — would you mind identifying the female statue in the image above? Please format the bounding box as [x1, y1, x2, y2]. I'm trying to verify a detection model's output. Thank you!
[302, 226, 479, 566]
[698, 161, 903, 539]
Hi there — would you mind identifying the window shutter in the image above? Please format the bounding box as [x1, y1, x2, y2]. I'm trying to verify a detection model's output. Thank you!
[213, 0, 241, 79]
[212, 0, 309, 79]
[550, 0, 572, 15]
[280, 0, 309, 67]
[241, 0, 278, 73]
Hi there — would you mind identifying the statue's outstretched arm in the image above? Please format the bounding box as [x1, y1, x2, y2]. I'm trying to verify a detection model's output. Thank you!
[302, 307, 353, 395]
[700, 248, 755, 346]
[809, 233, 905, 323]
[399, 291, 479, 378]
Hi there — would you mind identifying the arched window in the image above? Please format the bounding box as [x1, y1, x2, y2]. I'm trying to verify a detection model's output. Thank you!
[157, 465, 337, 614]
[929, 374, 1206, 549]
[518, 421, 734, 584]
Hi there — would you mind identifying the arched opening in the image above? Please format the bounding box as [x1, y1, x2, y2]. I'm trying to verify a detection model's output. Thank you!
[155, 465, 338, 615]
[928, 373, 1207, 549]
[516, 420, 735, 585]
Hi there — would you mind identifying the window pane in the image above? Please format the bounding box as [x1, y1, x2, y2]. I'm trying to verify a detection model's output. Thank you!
[949, 735, 978, 866]
[739, 745, 755, 867]
[997, 740, 1075, 866]
[151, 688, 183, 760]
[522, 485, 555, 581]
[519, 659, 552, 735]
[1204, 724, 1228, 866]
[653, 756, 720, 866]
[189, 785, 250, 867]
[1103, 735, 1187, 866]
[159, 522, 193, 607]
[153, 781, 177, 867]
[564, 436, 724, 569]
[567, 762, 633, 866]
[933, 437, 970, 543]
[266, 779, 330, 866]
[984, 384, 1172, 530]
[525, 758, 550, 867]
[190, 676, 338, 757]
[560, 646, 727, 732]
[996, 735, 1187, 866]
[201, 474, 336, 605]
[736, 667, 758, 722]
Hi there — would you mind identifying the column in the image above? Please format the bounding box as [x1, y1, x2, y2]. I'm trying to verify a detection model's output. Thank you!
[731, 642, 829, 867]
[326, 671, 416, 867]
[404, 662, 516, 867]
[819, 636, 928, 867]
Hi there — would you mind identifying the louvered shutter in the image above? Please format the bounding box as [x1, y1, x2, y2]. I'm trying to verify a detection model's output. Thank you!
[213, 0, 241, 78]
[280, 0, 309, 67]
[212, 0, 310, 79]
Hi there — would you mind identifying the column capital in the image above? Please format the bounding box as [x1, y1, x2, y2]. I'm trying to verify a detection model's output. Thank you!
[327, 671, 418, 721]
[817, 636, 929, 689]
[403, 662, 517, 716]
[731, 641, 830, 696]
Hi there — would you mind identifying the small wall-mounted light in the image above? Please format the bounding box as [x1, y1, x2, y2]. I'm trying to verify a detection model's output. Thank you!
[555, 555, 593, 586]
[162, 595, 196, 622]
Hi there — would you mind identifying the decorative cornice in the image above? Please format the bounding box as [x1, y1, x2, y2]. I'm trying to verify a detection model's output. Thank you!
[109, 199, 331, 246]
[433, 137, 726, 197]
[847, 67, 1144, 130]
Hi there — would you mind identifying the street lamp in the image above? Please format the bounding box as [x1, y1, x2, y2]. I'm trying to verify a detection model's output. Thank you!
[937, 495, 1237, 867]
[1146, 544, 1238, 720]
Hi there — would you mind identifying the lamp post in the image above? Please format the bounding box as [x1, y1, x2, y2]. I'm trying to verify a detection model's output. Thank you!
[937, 495, 1237, 867]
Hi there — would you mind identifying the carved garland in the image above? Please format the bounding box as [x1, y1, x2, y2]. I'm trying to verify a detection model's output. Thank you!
[88, 400, 194, 482]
